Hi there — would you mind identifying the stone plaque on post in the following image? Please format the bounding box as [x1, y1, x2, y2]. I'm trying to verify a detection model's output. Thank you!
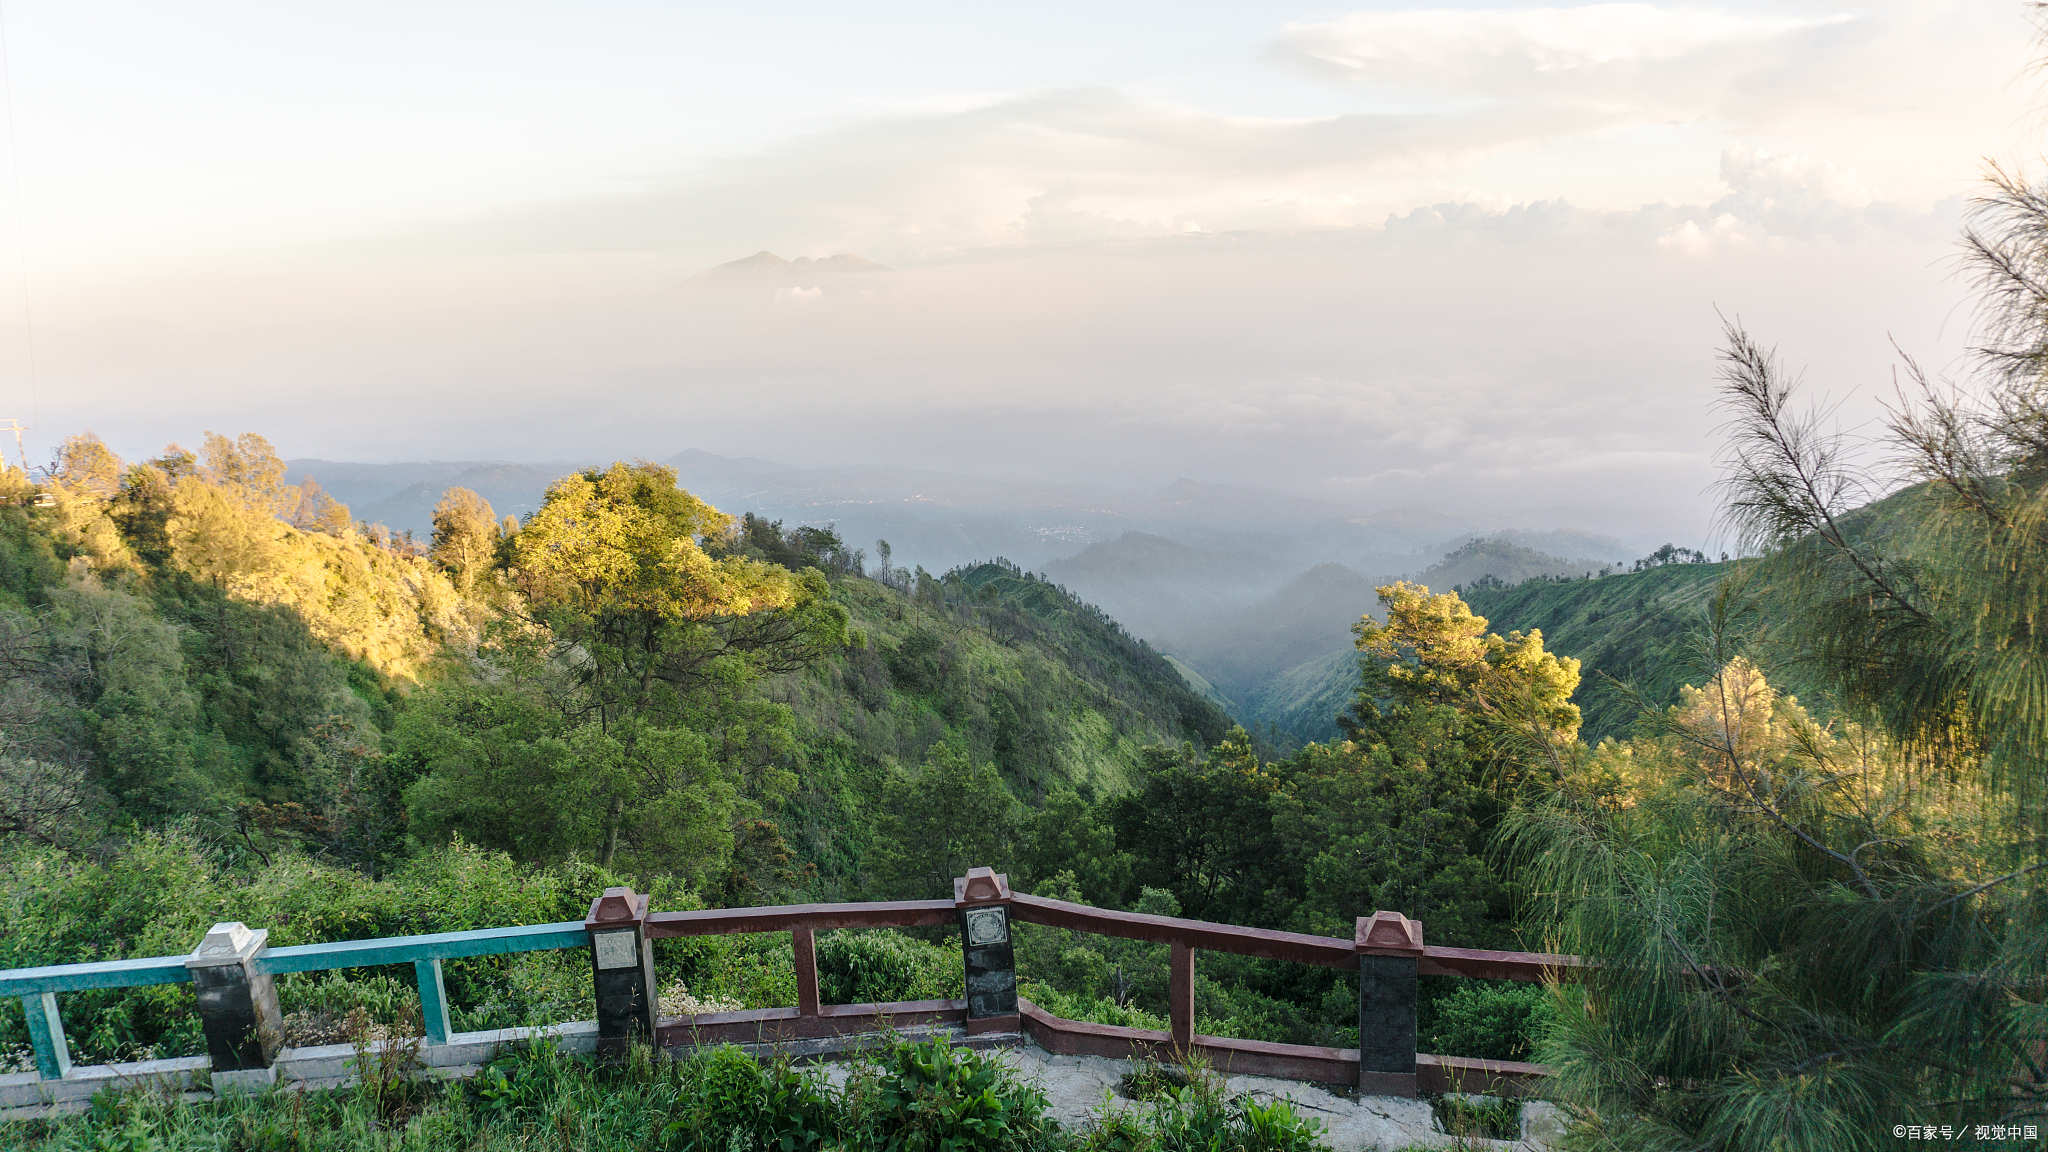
[954, 867, 1017, 1034]
[186, 922, 282, 1091]
[586, 886, 656, 1057]
[1356, 910, 1424, 1098]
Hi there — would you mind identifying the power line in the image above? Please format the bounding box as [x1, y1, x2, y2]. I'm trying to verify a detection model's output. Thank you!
[0, 0, 37, 467]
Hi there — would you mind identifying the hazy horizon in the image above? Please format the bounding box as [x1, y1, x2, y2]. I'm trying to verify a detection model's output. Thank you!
[0, 0, 2035, 538]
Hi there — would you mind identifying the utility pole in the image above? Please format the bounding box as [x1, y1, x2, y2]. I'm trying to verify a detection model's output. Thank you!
[0, 419, 24, 472]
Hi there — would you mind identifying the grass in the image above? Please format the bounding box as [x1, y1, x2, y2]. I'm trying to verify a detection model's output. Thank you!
[7, 1037, 1337, 1152]
[1426, 1092, 1522, 1141]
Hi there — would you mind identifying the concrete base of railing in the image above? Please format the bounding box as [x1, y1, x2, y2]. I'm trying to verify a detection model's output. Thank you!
[0, 1020, 600, 1119]
[267, 1020, 600, 1091]
[1, 1055, 212, 1115]
[1014, 999, 1549, 1098]
[653, 999, 968, 1048]
[3, 1004, 1550, 1120]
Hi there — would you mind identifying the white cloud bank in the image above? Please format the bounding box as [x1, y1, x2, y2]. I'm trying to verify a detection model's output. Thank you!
[0, 0, 2034, 540]
[1276, 5, 1850, 105]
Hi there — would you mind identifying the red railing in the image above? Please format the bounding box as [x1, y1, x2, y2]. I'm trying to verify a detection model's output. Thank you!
[627, 872, 1583, 1098]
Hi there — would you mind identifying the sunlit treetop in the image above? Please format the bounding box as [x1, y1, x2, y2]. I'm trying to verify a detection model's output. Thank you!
[1352, 581, 1581, 744]
[513, 461, 801, 621]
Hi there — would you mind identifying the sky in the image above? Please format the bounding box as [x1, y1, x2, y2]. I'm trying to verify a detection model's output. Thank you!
[0, 0, 2038, 538]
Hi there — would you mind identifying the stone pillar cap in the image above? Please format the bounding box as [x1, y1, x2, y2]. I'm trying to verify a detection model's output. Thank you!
[953, 867, 1011, 905]
[186, 922, 269, 968]
[586, 887, 649, 927]
[1356, 910, 1425, 955]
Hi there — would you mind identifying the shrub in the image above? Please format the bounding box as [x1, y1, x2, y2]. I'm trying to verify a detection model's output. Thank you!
[275, 970, 414, 1046]
[1429, 1093, 1521, 1141]
[1418, 980, 1555, 1062]
[655, 1045, 832, 1151]
[0, 833, 645, 1063]
[1100, 1059, 1329, 1152]
[840, 1038, 1054, 1151]
[816, 930, 963, 1004]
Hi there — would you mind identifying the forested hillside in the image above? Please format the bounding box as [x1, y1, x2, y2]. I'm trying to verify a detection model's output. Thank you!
[751, 554, 1230, 898]
[0, 435, 1226, 891]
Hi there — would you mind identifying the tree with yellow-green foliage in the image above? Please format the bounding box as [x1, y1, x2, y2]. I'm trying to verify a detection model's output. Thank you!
[1349, 580, 1581, 775]
[401, 462, 851, 883]
[196, 431, 292, 515]
[429, 487, 498, 595]
[33, 433, 469, 681]
[54, 433, 122, 502]
[167, 472, 276, 591]
[43, 432, 137, 572]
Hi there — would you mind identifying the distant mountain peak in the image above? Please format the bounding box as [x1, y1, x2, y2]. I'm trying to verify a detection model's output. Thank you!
[681, 251, 893, 291]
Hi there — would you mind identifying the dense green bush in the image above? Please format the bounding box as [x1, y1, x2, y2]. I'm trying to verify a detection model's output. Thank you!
[1418, 979, 1555, 1062]
[816, 929, 964, 1005]
[840, 1039, 1055, 1150]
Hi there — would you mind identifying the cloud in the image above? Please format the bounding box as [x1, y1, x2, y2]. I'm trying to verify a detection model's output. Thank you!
[1018, 185, 1197, 245]
[1368, 169, 1957, 252]
[360, 88, 1951, 270]
[1275, 4, 1857, 119]
[30, 2, 2022, 538]
[1722, 145, 1871, 208]
[1655, 213, 1763, 256]
[356, 88, 1663, 265]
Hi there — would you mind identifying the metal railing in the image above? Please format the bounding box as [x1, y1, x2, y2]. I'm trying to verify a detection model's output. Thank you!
[3, 867, 1581, 1108]
[4, 922, 589, 1081]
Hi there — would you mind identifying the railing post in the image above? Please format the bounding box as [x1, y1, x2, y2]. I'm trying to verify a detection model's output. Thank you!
[414, 959, 453, 1046]
[19, 992, 70, 1079]
[1356, 911, 1423, 1098]
[1168, 941, 1195, 1050]
[186, 922, 282, 1092]
[792, 926, 820, 1017]
[586, 886, 656, 1058]
[953, 866, 1018, 1034]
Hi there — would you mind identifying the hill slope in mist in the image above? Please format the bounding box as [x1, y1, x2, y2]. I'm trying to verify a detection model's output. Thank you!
[294, 447, 1659, 590]
[776, 558, 1230, 894]
[1138, 535, 1624, 739]
[1224, 560, 1733, 747]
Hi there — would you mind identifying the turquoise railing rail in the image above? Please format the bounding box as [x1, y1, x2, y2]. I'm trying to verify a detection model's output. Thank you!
[4, 956, 197, 1081]
[2, 920, 590, 1081]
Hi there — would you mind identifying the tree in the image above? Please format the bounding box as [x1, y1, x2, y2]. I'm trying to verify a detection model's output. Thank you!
[1272, 713, 1508, 946]
[108, 447, 199, 570]
[53, 433, 123, 502]
[288, 476, 352, 537]
[1497, 168, 2048, 1144]
[165, 476, 275, 591]
[1349, 581, 1580, 777]
[198, 431, 291, 515]
[1108, 733, 1282, 924]
[508, 462, 848, 736]
[1506, 658, 2029, 1149]
[1016, 788, 1133, 907]
[405, 462, 849, 881]
[429, 486, 497, 593]
[869, 743, 1019, 898]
